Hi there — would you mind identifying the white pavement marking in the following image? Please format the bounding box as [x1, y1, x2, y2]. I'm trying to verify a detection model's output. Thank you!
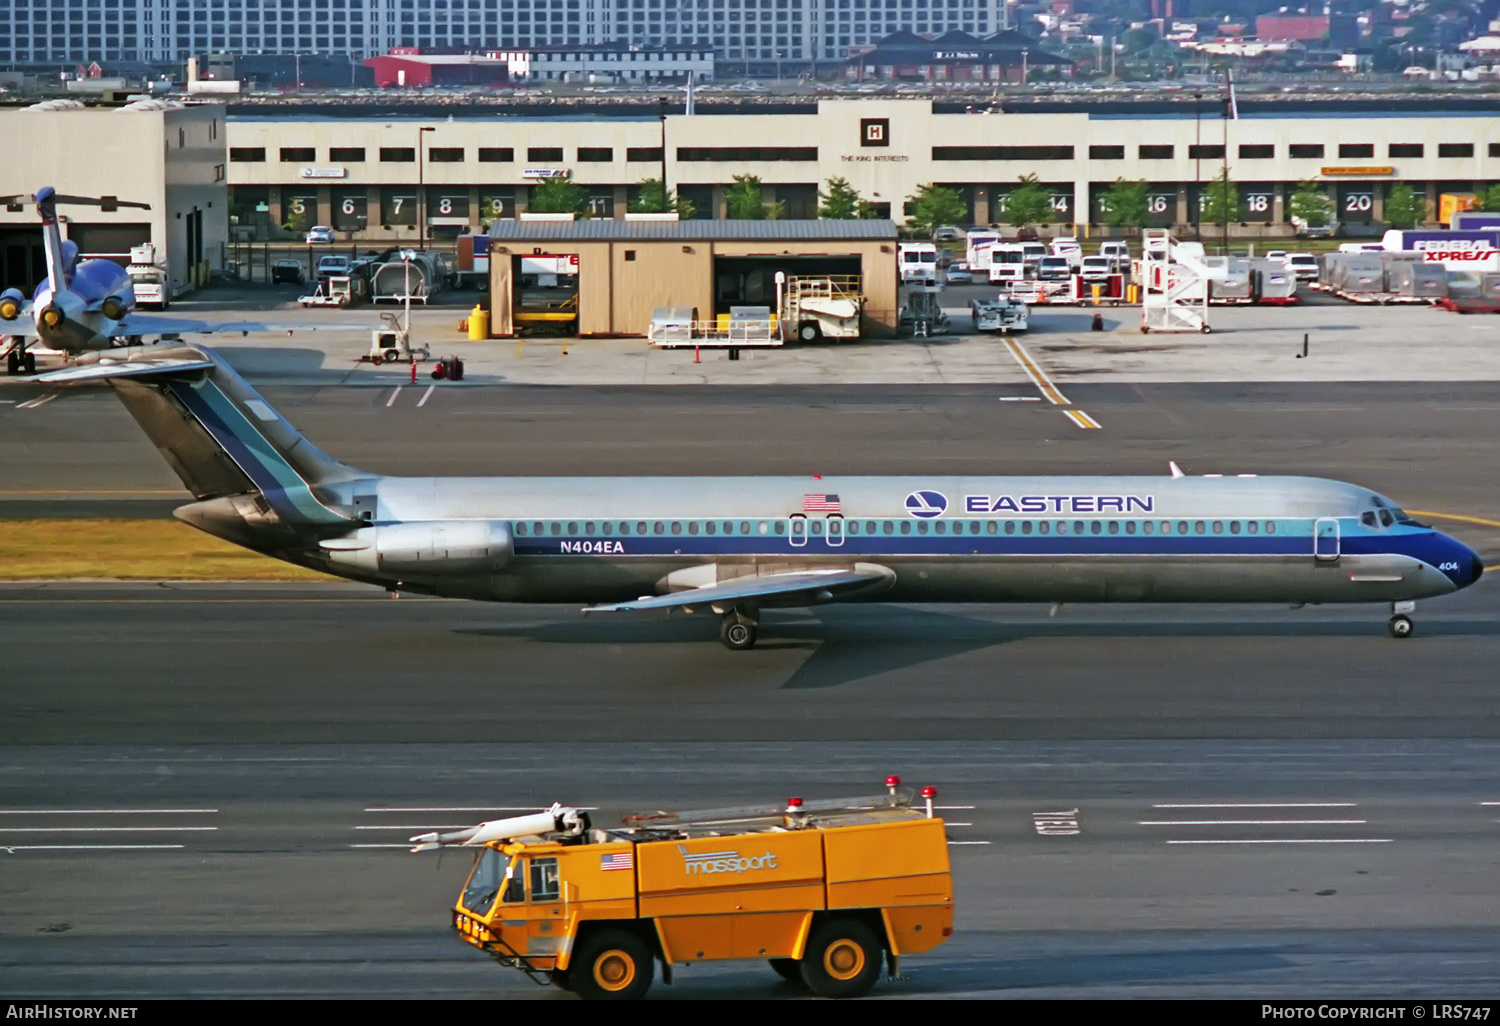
[353, 825, 471, 831]
[349, 843, 418, 849]
[932, 805, 977, 810]
[1140, 820, 1367, 826]
[1152, 803, 1357, 809]
[0, 808, 218, 814]
[417, 385, 435, 408]
[998, 396, 1042, 402]
[1165, 839, 1393, 845]
[386, 386, 403, 408]
[4, 845, 185, 851]
[0, 826, 217, 832]
[16, 393, 57, 410]
[946, 840, 992, 846]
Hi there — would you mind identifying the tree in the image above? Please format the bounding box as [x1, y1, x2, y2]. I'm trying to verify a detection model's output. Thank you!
[1383, 183, 1426, 229]
[999, 174, 1053, 228]
[630, 178, 695, 218]
[1099, 178, 1149, 228]
[1287, 179, 1334, 228]
[1197, 167, 1240, 228]
[903, 183, 966, 238]
[1470, 183, 1500, 212]
[528, 174, 586, 215]
[725, 174, 766, 219]
[818, 176, 865, 219]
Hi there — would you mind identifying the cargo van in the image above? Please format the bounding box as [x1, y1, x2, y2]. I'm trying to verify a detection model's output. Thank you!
[898, 242, 941, 285]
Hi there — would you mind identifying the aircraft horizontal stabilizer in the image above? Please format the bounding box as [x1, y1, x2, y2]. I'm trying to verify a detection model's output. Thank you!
[583, 566, 893, 614]
[31, 354, 215, 383]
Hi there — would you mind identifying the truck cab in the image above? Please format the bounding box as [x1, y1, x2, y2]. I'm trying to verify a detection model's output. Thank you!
[126, 243, 169, 309]
[898, 243, 940, 286]
[431, 785, 954, 1000]
[987, 244, 1027, 283]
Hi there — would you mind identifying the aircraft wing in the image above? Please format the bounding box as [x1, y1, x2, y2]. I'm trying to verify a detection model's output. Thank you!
[584, 566, 894, 614]
[31, 352, 215, 383]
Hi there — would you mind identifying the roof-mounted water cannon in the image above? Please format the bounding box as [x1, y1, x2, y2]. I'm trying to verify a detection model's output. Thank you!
[921, 785, 937, 819]
[408, 802, 588, 853]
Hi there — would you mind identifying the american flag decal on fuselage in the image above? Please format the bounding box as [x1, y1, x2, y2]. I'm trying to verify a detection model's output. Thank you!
[804, 493, 841, 513]
[600, 851, 634, 871]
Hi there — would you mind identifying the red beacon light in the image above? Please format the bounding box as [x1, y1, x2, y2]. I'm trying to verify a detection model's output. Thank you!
[920, 785, 937, 818]
[885, 775, 901, 795]
[786, 796, 804, 814]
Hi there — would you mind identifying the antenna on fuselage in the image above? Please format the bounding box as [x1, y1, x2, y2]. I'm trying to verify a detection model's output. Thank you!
[1168, 461, 1186, 479]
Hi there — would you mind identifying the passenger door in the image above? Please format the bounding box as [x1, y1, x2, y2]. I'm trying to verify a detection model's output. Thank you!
[1314, 518, 1341, 562]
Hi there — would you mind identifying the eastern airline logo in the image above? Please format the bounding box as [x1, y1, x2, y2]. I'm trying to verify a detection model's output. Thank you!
[905, 490, 948, 518]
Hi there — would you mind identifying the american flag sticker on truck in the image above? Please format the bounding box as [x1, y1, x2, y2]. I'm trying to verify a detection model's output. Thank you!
[600, 851, 634, 871]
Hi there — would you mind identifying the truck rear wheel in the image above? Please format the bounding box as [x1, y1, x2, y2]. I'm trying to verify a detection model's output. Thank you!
[572, 929, 653, 1001]
[799, 918, 882, 998]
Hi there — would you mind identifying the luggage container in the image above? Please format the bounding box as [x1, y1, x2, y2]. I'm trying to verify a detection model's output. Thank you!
[1206, 257, 1253, 302]
[1248, 259, 1297, 303]
[1387, 259, 1448, 300]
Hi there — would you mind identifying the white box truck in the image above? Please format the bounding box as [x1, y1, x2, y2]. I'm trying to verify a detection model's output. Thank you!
[127, 244, 170, 309]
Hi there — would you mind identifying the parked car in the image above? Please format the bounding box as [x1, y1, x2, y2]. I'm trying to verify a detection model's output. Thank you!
[944, 261, 973, 284]
[316, 255, 351, 277]
[932, 225, 963, 242]
[305, 225, 335, 244]
[271, 259, 305, 285]
[1036, 256, 1073, 281]
[1050, 237, 1083, 269]
[1079, 255, 1113, 282]
[1098, 240, 1130, 272]
[1264, 250, 1288, 263]
[1286, 252, 1320, 282]
[1015, 227, 1040, 242]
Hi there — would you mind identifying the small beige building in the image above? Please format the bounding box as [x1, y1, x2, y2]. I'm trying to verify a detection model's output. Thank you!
[487, 218, 900, 338]
[0, 100, 228, 297]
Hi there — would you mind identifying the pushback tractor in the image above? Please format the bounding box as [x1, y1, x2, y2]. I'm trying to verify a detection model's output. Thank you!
[412, 778, 954, 999]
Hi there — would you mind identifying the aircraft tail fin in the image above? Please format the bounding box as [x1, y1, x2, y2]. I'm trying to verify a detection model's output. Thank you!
[40, 345, 361, 526]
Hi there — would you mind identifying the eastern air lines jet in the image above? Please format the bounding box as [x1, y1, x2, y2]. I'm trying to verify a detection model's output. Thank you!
[35, 344, 1485, 649]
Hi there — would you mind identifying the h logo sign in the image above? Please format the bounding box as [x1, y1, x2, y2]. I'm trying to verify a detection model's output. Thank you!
[861, 118, 889, 147]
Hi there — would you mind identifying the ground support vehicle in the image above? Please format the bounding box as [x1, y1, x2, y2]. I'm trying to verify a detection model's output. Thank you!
[1008, 275, 1124, 307]
[126, 244, 170, 309]
[299, 276, 353, 307]
[970, 294, 1029, 333]
[1139, 229, 1212, 334]
[648, 306, 780, 348]
[899, 286, 949, 336]
[781, 275, 864, 342]
[421, 781, 954, 1000]
[898, 243, 940, 286]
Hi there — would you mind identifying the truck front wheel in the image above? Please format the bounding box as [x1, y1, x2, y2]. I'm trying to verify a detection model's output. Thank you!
[799, 918, 883, 998]
[572, 929, 653, 1001]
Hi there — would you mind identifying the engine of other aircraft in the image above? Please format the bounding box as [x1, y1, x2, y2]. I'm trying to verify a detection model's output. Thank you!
[320, 520, 514, 575]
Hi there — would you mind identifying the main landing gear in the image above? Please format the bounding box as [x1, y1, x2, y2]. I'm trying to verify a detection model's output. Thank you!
[719, 608, 759, 651]
[5, 341, 36, 376]
[1388, 600, 1416, 639]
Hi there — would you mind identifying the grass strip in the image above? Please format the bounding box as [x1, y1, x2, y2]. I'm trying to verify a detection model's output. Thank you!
[0, 519, 333, 581]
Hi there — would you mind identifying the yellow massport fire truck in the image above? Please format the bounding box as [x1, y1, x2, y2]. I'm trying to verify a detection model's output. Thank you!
[410, 779, 954, 1000]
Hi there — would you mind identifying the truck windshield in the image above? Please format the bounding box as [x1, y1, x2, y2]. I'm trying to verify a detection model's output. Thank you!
[460, 849, 507, 914]
[130, 273, 162, 285]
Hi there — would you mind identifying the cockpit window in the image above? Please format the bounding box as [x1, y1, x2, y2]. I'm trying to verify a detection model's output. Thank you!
[1361, 512, 1377, 528]
[1379, 510, 1393, 528]
[1371, 496, 1386, 508]
[1391, 508, 1429, 528]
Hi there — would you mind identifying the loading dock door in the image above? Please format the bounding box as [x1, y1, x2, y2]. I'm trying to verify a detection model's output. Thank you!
[0, 227, 47, 293]
[512, 254, 579, 335]
[713, 255, 861, 316]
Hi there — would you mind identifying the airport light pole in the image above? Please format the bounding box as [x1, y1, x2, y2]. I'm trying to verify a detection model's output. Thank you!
[418, 126, 434, 249]
[1193, 91, 1202, 242]
[659, 98, 669, 200]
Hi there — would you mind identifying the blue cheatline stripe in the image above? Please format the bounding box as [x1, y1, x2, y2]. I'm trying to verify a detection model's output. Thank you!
[164, 379, 345, 525]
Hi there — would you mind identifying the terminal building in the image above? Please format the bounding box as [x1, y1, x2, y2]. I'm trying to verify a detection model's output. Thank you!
[0, 99, 227, 296]
[222, 99, 1500, 241]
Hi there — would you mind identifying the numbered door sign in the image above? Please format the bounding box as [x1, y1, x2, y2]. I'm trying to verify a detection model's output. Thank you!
[1047, 192, 1072, 220]
[426, 190, 469, 222]
[1144, 192, 1176, 226]
[1339, 186, 1375, 223]
[332, 191, 367, 231]
[585, 191, 614, 218]
[283, 193, 319, 230]
[479, 191, 514, 220]
[1242, 189, 1274, 223]
[381, 190, 418, 226]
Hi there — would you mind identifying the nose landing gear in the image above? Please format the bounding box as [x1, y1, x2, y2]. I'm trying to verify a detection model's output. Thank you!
[1388, 600, 1416, 639]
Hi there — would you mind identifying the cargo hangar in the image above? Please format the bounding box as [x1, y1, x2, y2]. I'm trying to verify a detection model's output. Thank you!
[220, 97, 1500, 241]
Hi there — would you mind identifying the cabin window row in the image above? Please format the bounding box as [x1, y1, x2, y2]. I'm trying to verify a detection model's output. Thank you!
[512, 519, 1282, 537]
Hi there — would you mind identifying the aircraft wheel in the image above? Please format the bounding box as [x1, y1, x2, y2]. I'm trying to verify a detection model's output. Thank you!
[5, 350, 18, 375]
[799, 918, 883, 998]
[1388, 614, 1414, 639]
[23, 352, 36, 375]
[720, 619, 757, 651]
